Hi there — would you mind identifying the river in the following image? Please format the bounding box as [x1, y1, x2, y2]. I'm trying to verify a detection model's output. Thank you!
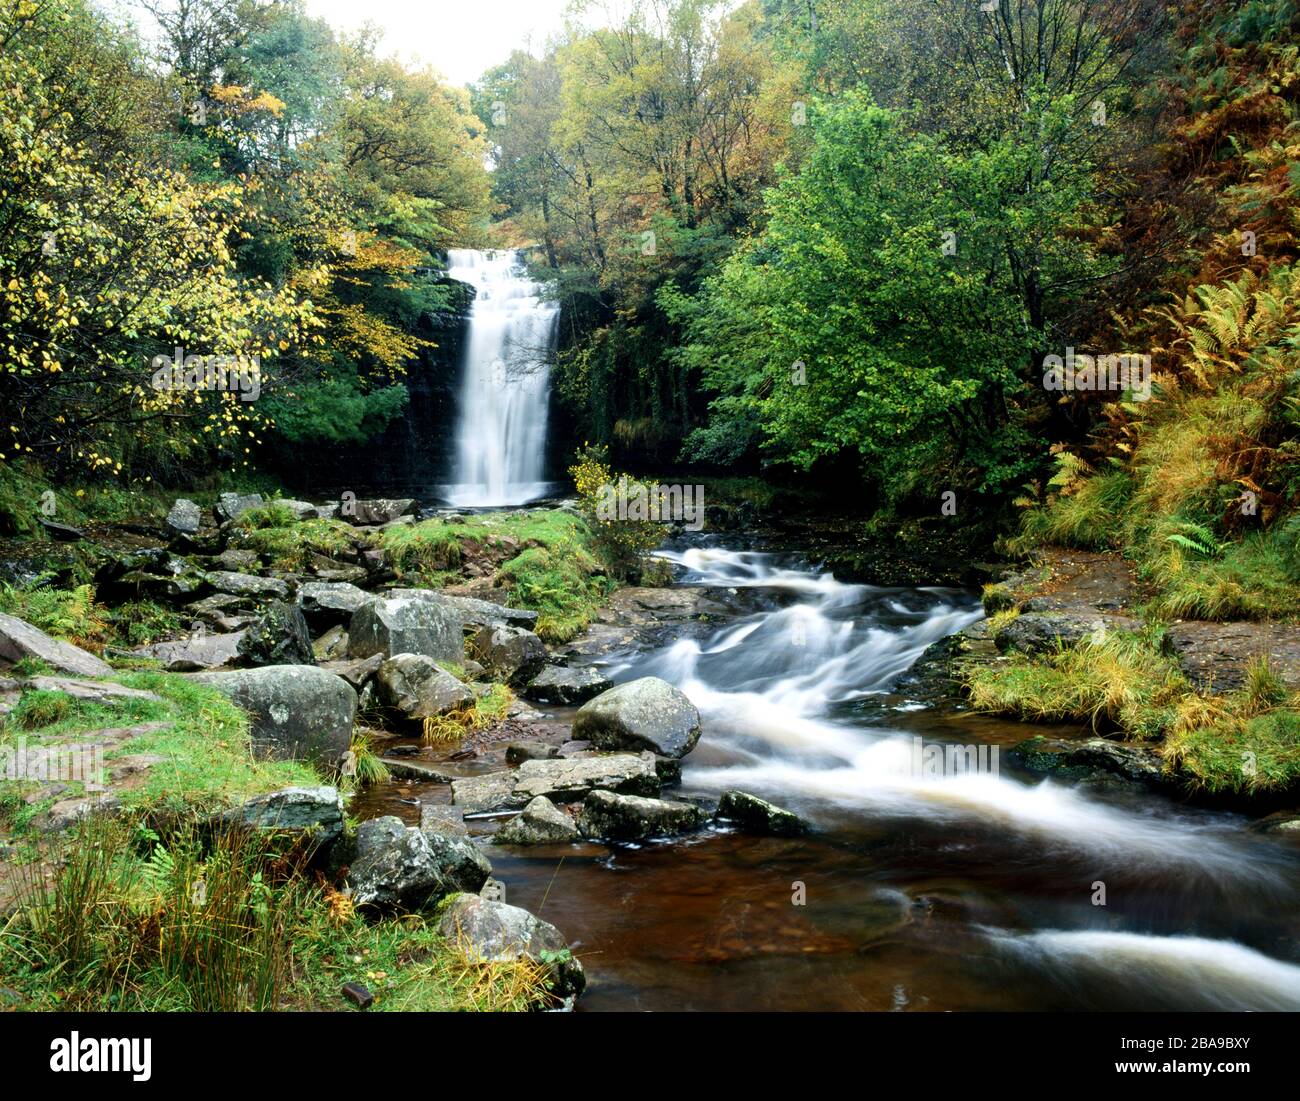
[357, 540, 1300, 1011]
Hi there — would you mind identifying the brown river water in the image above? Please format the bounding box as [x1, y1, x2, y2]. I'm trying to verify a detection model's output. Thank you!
[352, 544, 1300, 1011]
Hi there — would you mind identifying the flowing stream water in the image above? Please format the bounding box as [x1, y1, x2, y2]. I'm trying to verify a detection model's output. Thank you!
[358, 540, 1300, 1010]
[442, 249, 559, 507]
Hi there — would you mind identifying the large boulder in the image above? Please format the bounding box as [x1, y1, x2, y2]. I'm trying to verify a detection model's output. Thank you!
[349, 816, 489, 910]
[470, 625, 546, 687]
[193, 665, 356, 765]
[0, 613, 112, 677]
[165, 498, 203, 537]
[221, 786, 344, 844]
[577, 789, 707, 841]
[348, 595, 462, 663]
[438, 894, 585, 999]
[571, 677, 702, 759]
[493, 796, 580, 845]
[237, 602, 315, 666]
[523, 665, 613, 705]
[296, 581, 370, 629]
[715, 790, 809, 837]
[374, 654, 474, 719]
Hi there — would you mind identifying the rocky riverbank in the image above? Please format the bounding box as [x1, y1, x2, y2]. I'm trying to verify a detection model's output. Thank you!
[0, 492, 810, 1011]
[909, 547, 1300, 817]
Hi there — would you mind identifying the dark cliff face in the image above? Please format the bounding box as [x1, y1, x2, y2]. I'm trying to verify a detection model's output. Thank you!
[275, 278, 476, 499]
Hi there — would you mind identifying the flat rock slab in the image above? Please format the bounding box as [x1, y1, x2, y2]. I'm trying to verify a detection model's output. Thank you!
[523, 665, 613, 705]
[512, 752, 661, 804]
[0, 612, 113, 677]
[449, 752, 661, 812]
[1165, 621, 1300, 692]
[1005, 550, 1141, 614]
[25, 676, 160, 704]
[576, 788, 707, 841]
[137, 631, 245, 671]
[206, 571, 290, 600]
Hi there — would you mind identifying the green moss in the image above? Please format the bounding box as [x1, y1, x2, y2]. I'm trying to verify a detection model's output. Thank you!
[381, 510, 614, 641]
[232, 517, 361, 570]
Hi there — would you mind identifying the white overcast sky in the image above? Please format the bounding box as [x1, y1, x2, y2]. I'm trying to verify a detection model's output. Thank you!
[303, 0, 577, 86]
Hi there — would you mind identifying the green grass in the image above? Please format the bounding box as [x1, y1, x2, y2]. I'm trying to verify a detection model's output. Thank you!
[0, 674, 318, 829]
[1008, 469, 1133, 553]
[965, 630, 1189, 740]
[288, 896, 551, 1012]
[382, 511, 614, 641]
[965, 635, 1300, 793]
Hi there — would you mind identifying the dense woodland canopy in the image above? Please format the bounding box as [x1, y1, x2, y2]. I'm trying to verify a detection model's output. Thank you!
[2, 0, 1299, 585]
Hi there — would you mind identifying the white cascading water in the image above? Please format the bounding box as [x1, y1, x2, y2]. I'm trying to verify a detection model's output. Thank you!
[444, 249, 559, 507]
[609, 545, 1300, 1009]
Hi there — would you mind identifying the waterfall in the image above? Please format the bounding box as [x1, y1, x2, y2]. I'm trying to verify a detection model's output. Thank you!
[444, 248, 559, 507]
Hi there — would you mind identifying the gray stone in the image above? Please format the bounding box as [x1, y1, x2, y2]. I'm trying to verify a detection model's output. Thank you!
[571, 676, 702, 759]
[165, 498, 203, 536]
[375, 654, 474, 719]
[438, 894, 585, 998]
[470, 625, 547, 687]
[348, 595, 462, 663]
[215, 548, 261, 571]
[524, 665, 613, 705]
[716, 790, 809, 836]
[384, 588, 539, 631]
[577, 789, 706, 841]
[216, 492, 264, 522]
[36, 792, 121, 832]
[296, 581, 370, 628]
[319, 652, 383, 690]
[237, 602, 315, 666]
[451, 771, 521, 813]
[26, 676, 160, 704]
[493, 796, 580, 845]
[193, 665, 356, 765]
[342, 498, 417, 525]
[1008, 735, 1171, 790]
[419, 803, 469, 839]
[995, 612, 1141, 656]
[512, 752, 661, 804]
[278, 499, 319, 520]
[349, 815, 488, 910]
[222, 786, 344, 843]
[206, 571, 290, 601]
[0, 613, 113, 677]
[138, 630, 245, 671]
[506, 740, 559, 764]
